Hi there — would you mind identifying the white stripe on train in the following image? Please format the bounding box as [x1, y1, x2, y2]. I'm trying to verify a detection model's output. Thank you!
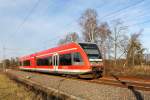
[19, 67, 91, 73]
[36, 48, 77, 58]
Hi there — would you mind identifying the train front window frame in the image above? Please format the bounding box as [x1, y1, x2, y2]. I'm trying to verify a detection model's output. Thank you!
[79, 43, 102, 59]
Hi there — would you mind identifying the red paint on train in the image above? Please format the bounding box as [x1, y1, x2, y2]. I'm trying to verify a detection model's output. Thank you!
[18, 42, 104, 78]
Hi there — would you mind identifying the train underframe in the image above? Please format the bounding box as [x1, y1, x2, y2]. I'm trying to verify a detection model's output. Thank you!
[78, 67, 103, 79]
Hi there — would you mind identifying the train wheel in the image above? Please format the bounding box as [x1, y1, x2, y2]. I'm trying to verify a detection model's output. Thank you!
[92, 68, 102, 79]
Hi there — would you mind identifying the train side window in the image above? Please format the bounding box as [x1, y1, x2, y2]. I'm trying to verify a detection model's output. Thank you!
[19, 61, 22, 66]
[73, 52, 83, 65]
[59, 54, 72, 65]
[37, 57, 52, 66]
[48, 57, 52, 65]
[23, 60, 30, 66]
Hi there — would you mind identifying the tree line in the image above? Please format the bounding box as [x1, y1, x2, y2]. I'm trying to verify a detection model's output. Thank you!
[0, 57, 19, 70]
[58, 8, 149, 67]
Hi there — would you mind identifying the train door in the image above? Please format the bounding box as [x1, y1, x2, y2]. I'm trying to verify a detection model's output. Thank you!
[52, 53, 59, 71]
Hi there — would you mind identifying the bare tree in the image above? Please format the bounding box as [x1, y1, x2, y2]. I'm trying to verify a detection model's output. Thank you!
[126, 31, 145, 66]
[70, 32, 79, 42]
[79, 9, 111, 59]
[96, 22, 111, 59]
[58, 32, 79, 45]
[79, 8, 98, 42]
[109, 19, 129, 65]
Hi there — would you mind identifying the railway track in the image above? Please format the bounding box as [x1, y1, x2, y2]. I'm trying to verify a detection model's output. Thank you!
[89, 76, 150, 91]
[30, 71, 150, 91]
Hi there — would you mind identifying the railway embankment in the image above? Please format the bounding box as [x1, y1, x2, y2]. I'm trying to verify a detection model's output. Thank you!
[0, 72, 40, 100]
[5, 69, 150, 100]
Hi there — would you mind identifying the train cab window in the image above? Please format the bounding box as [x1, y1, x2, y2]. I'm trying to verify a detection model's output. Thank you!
[23, 60, 30, 66]
[37, 57, 52, 66]
[59, 54, 72, 65]
[79, 43, 102, 59]
[73, 52, 83, 65]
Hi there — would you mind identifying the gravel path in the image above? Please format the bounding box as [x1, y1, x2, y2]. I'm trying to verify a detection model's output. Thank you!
[6, 69, 150, 100]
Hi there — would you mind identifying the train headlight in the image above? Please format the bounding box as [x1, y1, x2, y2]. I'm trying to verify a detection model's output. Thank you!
[90, 61, 103, 66]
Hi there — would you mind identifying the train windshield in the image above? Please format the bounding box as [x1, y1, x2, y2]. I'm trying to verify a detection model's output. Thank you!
[79, 43, 102, 59]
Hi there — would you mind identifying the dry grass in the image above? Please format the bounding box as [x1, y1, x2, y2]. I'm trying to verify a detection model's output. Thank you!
[128, 65, 150, 77]
[104, 61, 150, 78]
[0, 73, 40, 100]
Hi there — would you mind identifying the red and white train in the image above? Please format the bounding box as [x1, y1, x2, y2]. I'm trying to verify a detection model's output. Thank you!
[19, 42, 104, 78]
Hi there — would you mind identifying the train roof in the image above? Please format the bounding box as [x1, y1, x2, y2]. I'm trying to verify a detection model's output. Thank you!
[19, 42, 97, 60]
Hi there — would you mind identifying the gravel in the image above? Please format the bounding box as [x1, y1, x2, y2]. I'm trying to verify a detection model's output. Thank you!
[6, 69, 150, 100]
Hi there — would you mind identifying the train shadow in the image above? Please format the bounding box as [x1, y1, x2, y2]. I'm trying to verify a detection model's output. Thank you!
[111, 74, 144, 100]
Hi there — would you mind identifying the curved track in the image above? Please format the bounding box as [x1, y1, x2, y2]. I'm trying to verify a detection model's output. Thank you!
[89, 76, 150, 91]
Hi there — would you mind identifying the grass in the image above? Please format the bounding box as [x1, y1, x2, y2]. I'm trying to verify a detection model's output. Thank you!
[105, 63, 150, 78]
[0, 73, 40, 100]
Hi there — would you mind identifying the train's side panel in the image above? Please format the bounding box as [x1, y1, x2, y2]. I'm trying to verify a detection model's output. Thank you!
[35, 43, 91, 74]
[19, 42, 92, 74]
[34, 53, 53, 72]
[19, 55, 33, 70]
[56, 45, 90, 74]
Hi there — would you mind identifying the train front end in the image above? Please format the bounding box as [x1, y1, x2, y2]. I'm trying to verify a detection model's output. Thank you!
[79, 43, 104, 78]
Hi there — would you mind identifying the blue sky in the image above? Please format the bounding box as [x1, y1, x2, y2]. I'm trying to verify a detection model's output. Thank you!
[0, 0, 150, 59]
